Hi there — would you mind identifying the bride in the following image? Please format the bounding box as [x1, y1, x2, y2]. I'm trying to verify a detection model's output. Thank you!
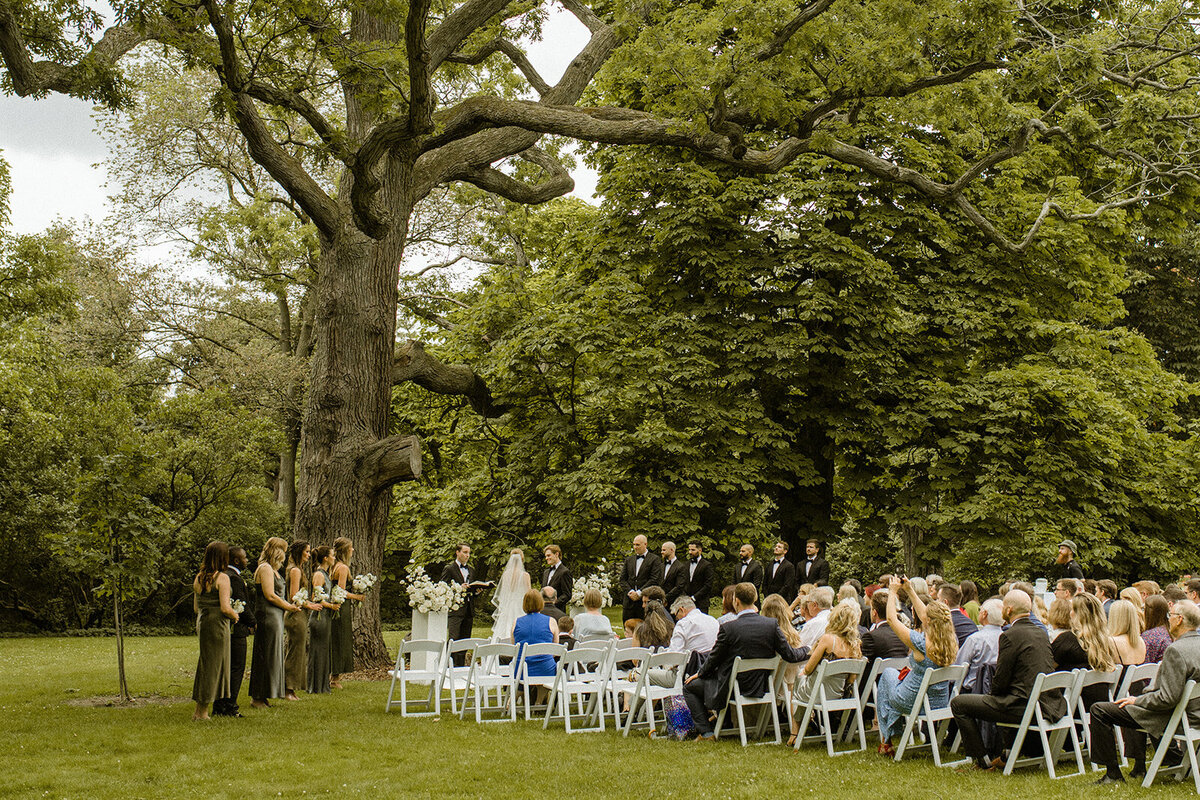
[491, 549, 531, 639]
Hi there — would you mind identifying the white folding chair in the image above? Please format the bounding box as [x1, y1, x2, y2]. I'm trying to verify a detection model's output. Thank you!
[792, 658, 868, 756]
[998, 669, 1087, 779]
[516, 642, 567, 720]
[384, 639, 445, 716]
[1142, 678, 1200, 792]
[606, 646, 651, 730]
[1116, 662, 1159, 700]
[543, 648, 612, 733]
[1075, 667, 1121, 766]
[459, 642, 518, 723]
[892, 663, 968, 766]
[856, 656, 908, 738]
[441, 637, 487, 714]
[620, 650, 690, 737]
[713, 656, 784, 746]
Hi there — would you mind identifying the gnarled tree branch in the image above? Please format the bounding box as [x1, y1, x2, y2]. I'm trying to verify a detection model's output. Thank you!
[357, 435, 422, 492]
[393, 340, 507, 417]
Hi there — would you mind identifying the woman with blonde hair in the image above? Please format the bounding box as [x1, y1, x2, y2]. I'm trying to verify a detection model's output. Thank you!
[788, 599, 862, 746]
[875, 577, 958, 757]
[762, 594, 803, 699]
[1052, 593, 1117, 708]
[1108, 599, 1147, 665]
[329, 536, 365, 688]
[1119, 587, 1145, 627]
[249, 536, 300, 708]
[572, 588, 616, 643]
[1045, 598, 1073, 641]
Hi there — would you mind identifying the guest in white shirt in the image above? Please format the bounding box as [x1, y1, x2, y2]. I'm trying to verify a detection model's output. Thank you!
[643, 596, 719, 688]
[955, 597, 1004, 691]
[798, 586, 835, 651]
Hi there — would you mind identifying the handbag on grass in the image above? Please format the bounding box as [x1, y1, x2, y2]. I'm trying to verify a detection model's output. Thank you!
[663, 694, 695, 740]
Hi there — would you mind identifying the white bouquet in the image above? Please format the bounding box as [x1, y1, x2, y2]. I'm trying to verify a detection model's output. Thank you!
[291, 588, 308, 609]
[403, 561, 466, 613]
[330, 585, 348, 605]
[570, 574, 613, 608]
[231, 599, 245, 614]
[310, 585, 329, 618]
[352, 573, 378, 593]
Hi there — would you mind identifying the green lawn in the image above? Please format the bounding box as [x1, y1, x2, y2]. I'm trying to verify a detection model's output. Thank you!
[3, 634, 1194, 799]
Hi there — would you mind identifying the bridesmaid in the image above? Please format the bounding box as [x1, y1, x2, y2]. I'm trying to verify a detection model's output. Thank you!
[284, 541, 321, 700]
[248, 537, 298, 709]
[330, 537, 365, 688]
[192, 541, 238, 721]
[307, 546, 337, 694]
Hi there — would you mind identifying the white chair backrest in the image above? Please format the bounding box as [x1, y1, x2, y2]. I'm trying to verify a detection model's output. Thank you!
[821, 658, 868, 680]
[1116, 662, 1159, 699]
[447, 637, 487, 657]
[473, 642, 517, 662]
[401, 639, 445, 656]
[645, 650, 689, 670]
[615, 638, 637, 649]
[729, 656, 782, 699]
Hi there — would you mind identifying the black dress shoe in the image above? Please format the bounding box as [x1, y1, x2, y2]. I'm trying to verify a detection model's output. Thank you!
[1094, 775, 1125, 785]
[1128, 766, 1146, 779]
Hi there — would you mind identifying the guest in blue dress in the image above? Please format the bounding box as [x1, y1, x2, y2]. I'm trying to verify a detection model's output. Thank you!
[514, 589, 560, 679]
[875, 576, 960, 756]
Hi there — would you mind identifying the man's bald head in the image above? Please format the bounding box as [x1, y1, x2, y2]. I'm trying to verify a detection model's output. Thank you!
[1003, 589, 1032, 622]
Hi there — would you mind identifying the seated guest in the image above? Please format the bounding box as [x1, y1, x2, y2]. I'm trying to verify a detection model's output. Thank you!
[1055, 578, 1080, 601]
[1045, 598, 1073, 641]
[1089, 600, 1200, 784]
[951, 590, 1065, 771]
[1163, 585, 1186, 605]
[876, 577, 959, 756]
[956, 597, 1004, 692]
[798, 586, 835, 651]
[540, 587, 566, 622]
[789, 582, 817, 614]
[668, 596, 719, 655]
[862, 590, 909, 685]
[1052, 593, 1117, 709]
[1097, 579, 1119, 615]
[557, 615, 576, 649]
[1083, 578, 1098, 596]
[1011, 582, 1050, 633]
[641, 586, 674, 629]
[1186, 578, 1200, 604]
[938, 583, 979, 645]
[513, 589, 559, 701]
[761, 593, 804, 703]
[716, 585, 738, 624]
[572, 589, 616, 643]
[790, 601, 862, 746]
[632, 601, 673, 650]
[1133, 580, 1161, 601]
[1141, 595, 1171, 664]
[1120, 587, 1146, 627]
[1109, 599, 1148, 666]
[623, 619, 640, 639]
[682, 582, 807, 740]
[960, 580, 981, 625]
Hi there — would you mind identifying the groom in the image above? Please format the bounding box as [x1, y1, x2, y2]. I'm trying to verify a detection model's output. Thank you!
[440, 544, 476, 664]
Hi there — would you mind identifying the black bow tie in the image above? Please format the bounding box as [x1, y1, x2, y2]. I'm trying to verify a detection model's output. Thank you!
[635, 554, 644, 559]
[742, 560, 750, 565]
[691, 558, 700, 564]
[775, 560, 783, 564]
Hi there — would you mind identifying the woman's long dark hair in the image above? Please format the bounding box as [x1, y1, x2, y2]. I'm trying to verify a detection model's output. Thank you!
[1144, 594, 1170, 631]
[285, 540, 311, 594]
[197, 541, 229, 592]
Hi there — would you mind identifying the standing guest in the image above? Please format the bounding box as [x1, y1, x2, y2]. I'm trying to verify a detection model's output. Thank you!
[716, 585, 738, 624]
[732, 543, 764, 593]
[513, 589, 559, 704]
[330, 537, 365, 687]
[249, 537, 298, 709]
[660, 541, 688, 607]
[1052, 593, 1117, 709]
[938, 583, 979, 646]
[1046, 598, 1073, 641]
[620, 535, 664, 624]
[213, 546, 255, 718]
[875, 577, 959, 756]
[1141, 595, 1172, 664]
[1088, 600, 1200, 784]
[541, 545, 572, 610]
[789, 601, 861, 746]
[951, 590, 1066, 771]
[1054, 540, 1085, 580]
[540, 587, 566, 622]
[682, 582, 807, 740]
[960, 580, 981, 625]
[798, 587, 835, 651]
[284, 541, 321, 700]
[685, 541, 716, 612]
[799, 539, 830, 587]
[1097, 580, 1119, 615]
[1109, 599, 1148, 666]
[572, 589, 616, 643]
[440, 543, 478, 666]
[764, 541, 797, 603]
[306, 546, 337, 695]
[192, 541, 238, 721]
[955, 598, 1004, 692]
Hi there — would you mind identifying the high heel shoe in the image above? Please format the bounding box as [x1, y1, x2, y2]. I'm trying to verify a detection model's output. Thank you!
[786, 734, 798, 747]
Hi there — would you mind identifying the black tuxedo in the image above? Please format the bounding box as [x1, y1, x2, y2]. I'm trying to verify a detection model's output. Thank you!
[541, 563, 573, 610]
[662, 558, 688, 606]
[763, 558, 797, 601]
[440, 560, 476, 645]
[951, 616, 1065, 763]
[732, 559, 764, 592]
[214, 566, 255, 715]
[950, 608, 979, 646]
[684, 611, 807, 735]
[685, 557, 715, 612]
[859, 622, 909, 694]
[798, 556, 829, 586]
[619, 551, 664, 622]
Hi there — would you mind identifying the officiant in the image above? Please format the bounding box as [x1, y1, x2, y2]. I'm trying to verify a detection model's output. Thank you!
[440, 544, 487, 664]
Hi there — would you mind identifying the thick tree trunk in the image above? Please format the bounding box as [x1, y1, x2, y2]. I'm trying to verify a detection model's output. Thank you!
[293, 205, 410, 668]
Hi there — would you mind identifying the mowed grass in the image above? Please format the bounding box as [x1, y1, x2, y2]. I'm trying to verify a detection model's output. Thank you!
[2, 634, 1196, 799]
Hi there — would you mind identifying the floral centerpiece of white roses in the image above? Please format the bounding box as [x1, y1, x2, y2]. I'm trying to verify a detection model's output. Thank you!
[403, 561, 465, 613]
[570, 573, 613, 608]
[352, 573, 378, 593]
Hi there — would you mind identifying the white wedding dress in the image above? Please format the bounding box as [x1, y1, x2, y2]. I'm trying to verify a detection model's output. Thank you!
[491, 552, 530, 639]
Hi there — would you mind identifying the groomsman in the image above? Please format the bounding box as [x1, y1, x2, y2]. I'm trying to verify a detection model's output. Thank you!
[542, 545, 572, 610]
[661, 541, 688, 606]
[799, 539, 830, 586]
[440, 544, 477, 664]
[213, 546, 256, 717]
[732, 544, 764, 593]
[763, 541, 797, 601]
[620, 535, 664, 623]
[685, 541, 716, 612]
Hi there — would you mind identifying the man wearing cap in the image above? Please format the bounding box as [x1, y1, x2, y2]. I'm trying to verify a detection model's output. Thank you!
[1054, 540, 1084, 580]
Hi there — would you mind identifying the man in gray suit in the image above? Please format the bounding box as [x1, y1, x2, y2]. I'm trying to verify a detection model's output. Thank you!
[1089, 600, 1200, 784]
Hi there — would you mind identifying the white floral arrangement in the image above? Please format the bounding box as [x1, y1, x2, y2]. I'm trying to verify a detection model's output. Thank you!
[311, 585, 329, 618]
[291, 588, 308, 609]
[570, 573, 613, 608]
[231, 599, 245, 614]
[352, 573, 378, 593]
[330, 585, 348, 605]
[404, 561, 465, 613]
